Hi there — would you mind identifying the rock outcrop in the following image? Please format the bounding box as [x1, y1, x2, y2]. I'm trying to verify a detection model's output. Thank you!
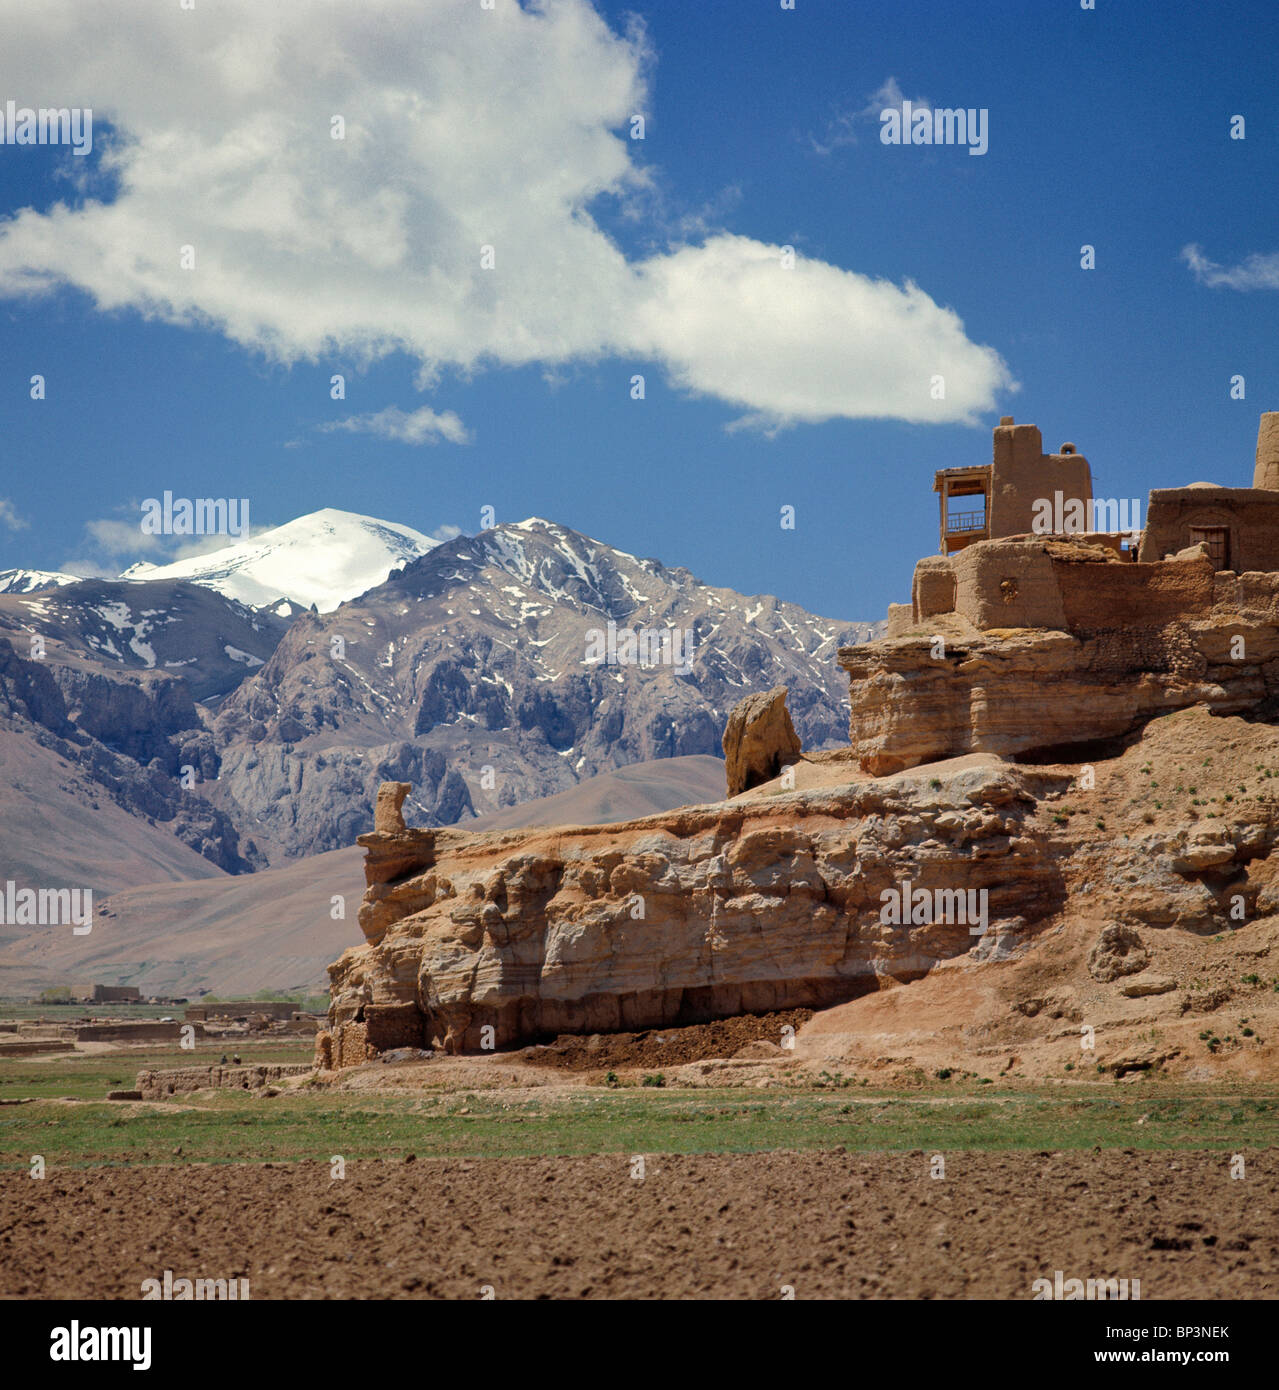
[838, 554, 1279, 774]
[1087, 923, 1149, 982]
[320, 768, 1064, 1060]
[374, 781, 411, 833]
[722, 686, 802, 796]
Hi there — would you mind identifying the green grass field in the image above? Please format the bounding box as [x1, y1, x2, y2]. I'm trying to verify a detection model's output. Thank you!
[2, 1042, 1279, 1168]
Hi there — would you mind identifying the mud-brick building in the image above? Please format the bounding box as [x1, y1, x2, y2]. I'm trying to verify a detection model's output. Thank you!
[1138, 415, 1279, 572]
[852, 409, 1279, 775]
[933, 416, 1094, 556]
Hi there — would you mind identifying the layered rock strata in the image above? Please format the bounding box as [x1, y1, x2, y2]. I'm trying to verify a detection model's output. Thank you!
[319, 767, 1064, 1061]
[839, 542, 1279, 774]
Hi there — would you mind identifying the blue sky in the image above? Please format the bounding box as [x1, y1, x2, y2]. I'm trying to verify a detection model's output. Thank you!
[1, 0, 1277, 621]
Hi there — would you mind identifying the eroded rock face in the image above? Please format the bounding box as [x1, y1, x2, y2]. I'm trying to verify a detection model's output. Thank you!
[1088, 923, 1149, 982]
[722, 686, 802, 796]
[323, 769, 1064, 1058]
[838, 601, 1279, 775]
[374, 781, 411, 833]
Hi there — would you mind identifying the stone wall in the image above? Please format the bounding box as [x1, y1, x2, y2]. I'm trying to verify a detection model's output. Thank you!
[74, 1021, 191, 1043]
[912, 539, 1216, 637]
[314, 1022, 376, 1070]
[1055, 548, 1215, 632]
[952, 539, 1067, 630]
[884, 603, 913, 638]
[912, 556, 957, 624]
[135, 1063, 311, 1098]
[0, 1039, 75, 1057]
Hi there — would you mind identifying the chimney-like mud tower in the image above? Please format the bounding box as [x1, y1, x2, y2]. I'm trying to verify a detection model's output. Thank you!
[932, 416, 1093, 556]
[1254, 411, 1279, 491]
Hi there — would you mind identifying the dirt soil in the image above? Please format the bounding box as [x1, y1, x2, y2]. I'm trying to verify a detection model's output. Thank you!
[517, 1009, 814, 1073]
[3, 1149, 1276, 1299]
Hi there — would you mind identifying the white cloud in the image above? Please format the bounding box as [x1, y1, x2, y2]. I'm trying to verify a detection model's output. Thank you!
[0, 499, 28, 531]
[73, 511, 257, 572]
[631, 234, 1008, 427]
[58, 557, 118, 579]
[809, 77, 931, 156]
[85, 517, 166, 558]
[0, 2, 1012, 429]
[1182, 243, 1279, 291]
[318, 405, 472, 446]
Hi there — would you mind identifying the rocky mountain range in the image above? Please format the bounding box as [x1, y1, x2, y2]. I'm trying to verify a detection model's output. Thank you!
[0, 510, 878, 895]
[0, 569, 81, 596]
[208, 517, 879, 860]
[0, 576, 288, 877]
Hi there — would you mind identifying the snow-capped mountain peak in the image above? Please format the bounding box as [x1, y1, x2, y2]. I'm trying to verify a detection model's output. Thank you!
[118, 507, 445, 613]
[0, 568, 82, 595]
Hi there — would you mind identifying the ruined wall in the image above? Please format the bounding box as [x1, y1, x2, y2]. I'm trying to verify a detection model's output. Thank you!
[135, 1063, 310, 1098]
[1055, 550, 1215, 632]
[1138, 488, 1279, 573]
[919, 539, 1216, 637]
[314, 1022, 378, 1070]
[0, 1040, 73, 1057]
[1215, 569, 1279, 621]
[884, 603, 913, 637]
[74, 1021, 191, 1043]
[912, 556, 956, 623]
[952, 539, 1067, 630]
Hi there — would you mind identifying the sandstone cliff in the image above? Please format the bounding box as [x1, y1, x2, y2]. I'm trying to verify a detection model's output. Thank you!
[840, 543, 1279, 774]
[322, 756, 1064, 1060]
[321, 705, 1279, 1080]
